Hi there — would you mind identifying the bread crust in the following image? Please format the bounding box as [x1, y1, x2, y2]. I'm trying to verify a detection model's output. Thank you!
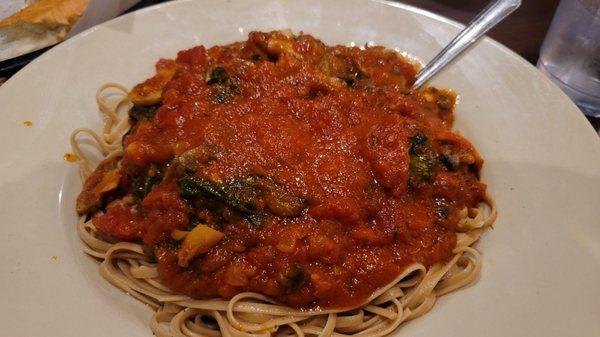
[0, 0, 89, 29]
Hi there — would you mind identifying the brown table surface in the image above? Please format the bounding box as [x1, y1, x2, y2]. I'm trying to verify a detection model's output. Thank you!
[2, 0, 599, 133]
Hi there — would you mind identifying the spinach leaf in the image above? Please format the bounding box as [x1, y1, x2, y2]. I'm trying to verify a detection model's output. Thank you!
[205, 67, 238, 104]
[180, 175, 225, 199]
[408, 133, 437, 186]
[206, 67, 227, 85]
[129, 104, 160, 121]
[439, 152, 459, 172]
[134, 166, 161, 200]
[178, 175, 306, 220]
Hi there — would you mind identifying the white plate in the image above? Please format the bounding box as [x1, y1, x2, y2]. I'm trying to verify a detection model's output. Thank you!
[1, 0, 599, 336]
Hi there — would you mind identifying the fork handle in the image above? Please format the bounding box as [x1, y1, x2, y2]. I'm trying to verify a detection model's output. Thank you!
[413, 0, 522, 90]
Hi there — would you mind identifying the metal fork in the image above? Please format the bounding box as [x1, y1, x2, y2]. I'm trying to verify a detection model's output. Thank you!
[413, 0, 522, 90]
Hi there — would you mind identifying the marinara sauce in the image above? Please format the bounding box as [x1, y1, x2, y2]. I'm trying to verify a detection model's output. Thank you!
[86, 31, 486, 310]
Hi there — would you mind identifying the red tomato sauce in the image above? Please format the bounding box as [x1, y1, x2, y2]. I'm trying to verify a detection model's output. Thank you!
[82, 31, 486, 310]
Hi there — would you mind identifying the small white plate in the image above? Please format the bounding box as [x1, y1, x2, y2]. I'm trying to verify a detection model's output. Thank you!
[0, 0, 598, 336]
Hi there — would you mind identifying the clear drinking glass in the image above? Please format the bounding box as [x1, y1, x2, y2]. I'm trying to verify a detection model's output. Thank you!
[537, 0, 600, 117]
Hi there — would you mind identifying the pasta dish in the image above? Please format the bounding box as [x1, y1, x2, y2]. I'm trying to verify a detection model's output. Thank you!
[71, 31, 496, 337]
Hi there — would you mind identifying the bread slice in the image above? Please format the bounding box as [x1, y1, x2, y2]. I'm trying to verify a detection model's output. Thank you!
[0, 0, 88, 61]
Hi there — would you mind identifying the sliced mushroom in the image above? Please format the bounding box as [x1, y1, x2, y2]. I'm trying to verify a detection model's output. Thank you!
[177, 224, 225, 267]
[128, 60, 177, 106]
[176, 145, 219, 172]
[76, 156, 122, 214]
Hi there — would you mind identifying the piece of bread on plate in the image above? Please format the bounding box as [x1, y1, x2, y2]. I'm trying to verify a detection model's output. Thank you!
[0, 0, 89, 61]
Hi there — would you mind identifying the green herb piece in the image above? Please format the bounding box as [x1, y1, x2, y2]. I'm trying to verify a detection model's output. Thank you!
[163, 240, 181, 250]
[206, 66, 227, 85]
[408, 133, 437, 186]
[409, 133, 428, 152]
[212, 89, 230, 104]
[142, 174, 159, 197]
[338, 76, 355, 87]
[264, 189, 306, 218]
[178, 174, 306, 220]
[439, 152, 460, 171]
[279, 265, 308, 292]
[186, 217, 201, 231]
[434, 199, 451, 218]
[134, 166, 161, 201]
[247, 213, 266, 226]
[179, 175, 225, 199]
[129, 104, 159, 121]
